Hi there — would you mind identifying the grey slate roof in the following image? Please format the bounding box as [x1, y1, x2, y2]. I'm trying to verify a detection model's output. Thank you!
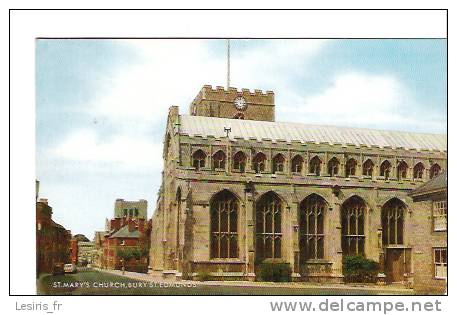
[109, 225, 141, 239]
[409, 171, 447, 197]
[179, 115, 446, 152]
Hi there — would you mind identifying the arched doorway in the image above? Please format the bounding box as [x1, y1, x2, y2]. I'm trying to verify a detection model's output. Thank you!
[381, 198, 411, 283]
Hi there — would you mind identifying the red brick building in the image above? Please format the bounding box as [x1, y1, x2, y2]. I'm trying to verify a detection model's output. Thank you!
[36, 198, 71, 275]
[102, 217, 151, 273]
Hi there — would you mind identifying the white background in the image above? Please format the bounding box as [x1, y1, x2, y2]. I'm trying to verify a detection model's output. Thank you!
[4, 5, 454, 315]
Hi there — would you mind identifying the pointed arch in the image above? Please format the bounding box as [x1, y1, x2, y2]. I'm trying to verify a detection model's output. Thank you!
[430, 163, 442, 179]
[252, 152, 267, 174]
[380, 160, 391, 179]
[291, 154, 304, 173]
[341, 196, 367, 256]
[345, 158, 357, 177]
[272, 153, 285, 173]
[212, 150, 226, 170]
[328, 157, 340, 177]
[299, 193, 328, 261]
[413, 162, 425, 179]
[362, 159, 375, 177]
[233, 151, 247, 173]
[397, 161, 408, 180]
[381, 198, 406, 246]
[255, 191, 283, 261]
[210, 190, 239, 259]
[309, 155, 322, 175]
[192, 149, 206, 170]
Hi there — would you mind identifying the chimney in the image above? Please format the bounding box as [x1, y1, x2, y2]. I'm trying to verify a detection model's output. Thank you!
[138, 218, 145, 234]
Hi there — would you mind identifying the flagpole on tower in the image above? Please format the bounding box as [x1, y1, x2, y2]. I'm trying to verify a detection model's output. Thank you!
[226, 39, 230, 89]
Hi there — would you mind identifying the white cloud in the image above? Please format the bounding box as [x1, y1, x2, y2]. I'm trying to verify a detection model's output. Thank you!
[53, 128, 163, 170]
[278, 71, 433, 131]
[87, 39, 328, 130]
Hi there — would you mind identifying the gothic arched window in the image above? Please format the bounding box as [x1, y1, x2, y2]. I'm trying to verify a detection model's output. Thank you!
[212, 150, 226, 170]
[380, 160, 391, 179]
[341, 196, 366, 256]
[255, 192, 282, 261]
[345, 158, 357, 177]
[363, 159, 374, 177]
[397, 161, 408, 180]
[382, 199, 405, 246]
[233, 151, 246, 173]
[192, 150, 206, 170]
[309, 156, 321, 175]
[430, 163, 442, 179]
[252, 152, 267, 174]
[272, 154, 285, 173]
[413, 162, 425, 179]
[291, 155, 304, 173]
[299, 194, 327, 261]
[210, 190, 239, 259]
[328, 157, 340, 177]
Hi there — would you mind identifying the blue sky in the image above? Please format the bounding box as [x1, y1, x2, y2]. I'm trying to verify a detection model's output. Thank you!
[36, 39, 447, 238]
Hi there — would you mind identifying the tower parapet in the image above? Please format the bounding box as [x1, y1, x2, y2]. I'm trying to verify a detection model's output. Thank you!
[190, 85, 275, 121]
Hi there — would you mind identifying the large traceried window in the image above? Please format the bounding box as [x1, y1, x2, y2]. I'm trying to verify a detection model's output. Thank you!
[341, 196, 366, 256]
[382, 198, 405, 246]
[433, 201, 447, 231]
[212, 150, 226, 170]
[363, 159, 374, 177]
[291, 155, 304, 173]
[345, 158, 357, 177]
[397, 161, 408, 180]
[380, 160, 391, 179]
[252, 152, 267, 174]
[255, 192, 282, 261]
[328, 157, 340, 177]
[210, 190, 239, 259]
[430, 163, 442, 179]
[192, 149, 206, 170]
[434, 248, 447, 279]
[233, 151, 246, 173]
[413, 162, 425, 179]
[309, 156, 322, 175]
[272, 154, 285, 173]
[299, 194, 326, 261]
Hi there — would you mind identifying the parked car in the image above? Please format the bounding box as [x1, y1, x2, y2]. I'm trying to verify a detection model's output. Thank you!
[64, 263, 77, 274]
[52, 263, 64, 275]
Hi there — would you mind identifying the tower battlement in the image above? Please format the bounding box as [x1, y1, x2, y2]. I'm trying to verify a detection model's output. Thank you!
[190, 85, 275, 121]
[193, 85, 274, 106]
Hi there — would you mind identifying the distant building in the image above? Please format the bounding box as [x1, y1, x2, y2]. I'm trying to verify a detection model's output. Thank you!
[70, 237, 78, 264]
[36, 197, 71, 275]
[93, 231, 108, 268]
[78, 241, 95, 265]
[409, 171, 447, 294]
[114, 199, 147, 220]
[102, 217, 150, 273]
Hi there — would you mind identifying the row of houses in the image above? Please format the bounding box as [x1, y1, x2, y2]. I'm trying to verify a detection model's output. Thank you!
[36, 181, 72, 275]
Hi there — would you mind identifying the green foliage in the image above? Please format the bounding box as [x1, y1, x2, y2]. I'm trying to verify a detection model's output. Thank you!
[117, 248, 134, 261]
[258, 261, 292, 282]
[343, 255, 380, 283]
[196, 270, 212, 282]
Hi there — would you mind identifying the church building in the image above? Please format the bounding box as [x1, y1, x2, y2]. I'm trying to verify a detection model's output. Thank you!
[149, 85, 447, 284]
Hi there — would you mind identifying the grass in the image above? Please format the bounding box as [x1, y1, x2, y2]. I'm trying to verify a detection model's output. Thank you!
[36, 269, 413, 295]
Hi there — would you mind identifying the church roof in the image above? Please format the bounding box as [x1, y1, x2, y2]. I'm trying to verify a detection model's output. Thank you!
[179, 115, 446, 152]
[409, 171, 447, 197]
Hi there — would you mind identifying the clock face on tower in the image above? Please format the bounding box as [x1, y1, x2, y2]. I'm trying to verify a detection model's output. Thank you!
[233, 96, 247, 110]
